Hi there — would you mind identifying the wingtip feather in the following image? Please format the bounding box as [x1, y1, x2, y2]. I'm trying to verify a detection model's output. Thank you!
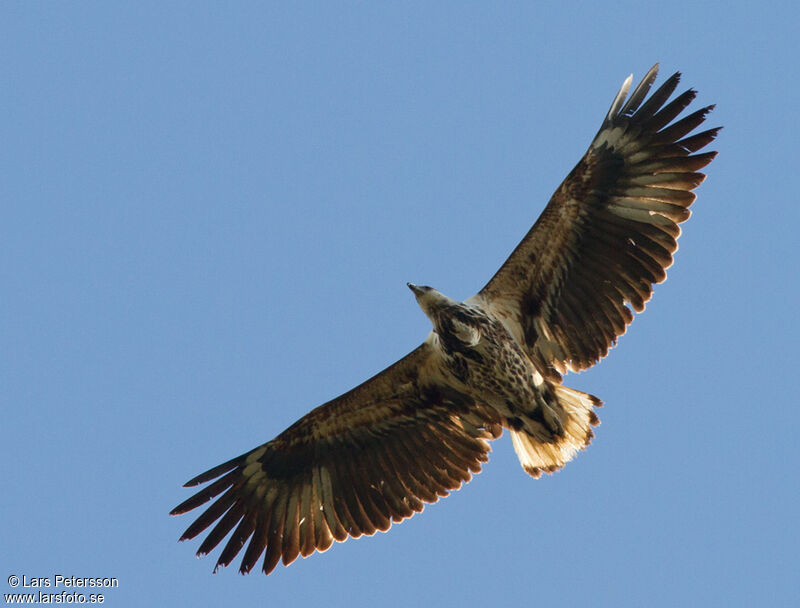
[606, 73, 633, 121]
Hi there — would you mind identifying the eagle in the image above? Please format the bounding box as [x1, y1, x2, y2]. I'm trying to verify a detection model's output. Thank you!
[172, 64, 719, 575]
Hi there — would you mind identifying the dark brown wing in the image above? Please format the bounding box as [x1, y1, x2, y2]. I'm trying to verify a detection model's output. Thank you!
[171, 342, 502, 575]
[475, 64, 720, 379]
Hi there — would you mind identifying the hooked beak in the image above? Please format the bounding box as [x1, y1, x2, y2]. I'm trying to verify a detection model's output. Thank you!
[407, 282, 425, 297]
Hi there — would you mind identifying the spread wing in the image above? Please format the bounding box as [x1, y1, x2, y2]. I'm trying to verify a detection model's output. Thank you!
[171, 342, 502, 575]
[475, 64, 720, 379]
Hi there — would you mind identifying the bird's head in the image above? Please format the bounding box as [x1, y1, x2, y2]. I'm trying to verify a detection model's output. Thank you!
[408, 283, 480, 347]
[407, 283, 456, 319]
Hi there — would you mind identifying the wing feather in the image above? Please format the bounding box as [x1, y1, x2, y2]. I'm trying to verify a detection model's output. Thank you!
[317, 464, 347, 542]
[477, 65, 720, 378]
[262, 488, 287, 574]
[171, 343, 498, 575]
[281, 484, 302, 566]
[297, 477, 316, 557]
[309, 469, 334, 553]
[218, 508, 257, 569]
[618, 64, 658, 116]
[240, 509, 270, 573]
[372, 445, 419, 517]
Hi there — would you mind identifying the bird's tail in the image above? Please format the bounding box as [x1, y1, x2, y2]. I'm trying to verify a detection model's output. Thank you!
[509, 385, 602, 478]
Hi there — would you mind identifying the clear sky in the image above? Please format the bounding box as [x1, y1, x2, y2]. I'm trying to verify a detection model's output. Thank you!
[3, 2, 798, 607]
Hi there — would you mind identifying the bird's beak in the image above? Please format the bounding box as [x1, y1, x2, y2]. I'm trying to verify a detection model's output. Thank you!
[407, 282, 424, 297]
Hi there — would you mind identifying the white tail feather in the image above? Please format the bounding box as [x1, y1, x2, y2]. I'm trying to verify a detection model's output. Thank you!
[510, 385, 602, 478]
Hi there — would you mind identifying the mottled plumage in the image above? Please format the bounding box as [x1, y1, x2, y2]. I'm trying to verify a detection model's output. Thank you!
[172, 64, 719, 575]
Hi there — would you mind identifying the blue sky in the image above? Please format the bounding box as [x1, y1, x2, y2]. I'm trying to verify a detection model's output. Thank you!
[2, 2, 798, 607]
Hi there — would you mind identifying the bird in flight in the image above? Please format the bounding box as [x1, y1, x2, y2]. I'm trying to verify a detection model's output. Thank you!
[172, 64, 719, 576]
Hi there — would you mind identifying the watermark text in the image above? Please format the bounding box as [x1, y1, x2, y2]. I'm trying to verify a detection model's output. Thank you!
[5, 574, 118, 604]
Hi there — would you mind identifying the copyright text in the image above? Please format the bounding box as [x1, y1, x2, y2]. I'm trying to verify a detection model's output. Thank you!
[5, 575, 118, 604]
